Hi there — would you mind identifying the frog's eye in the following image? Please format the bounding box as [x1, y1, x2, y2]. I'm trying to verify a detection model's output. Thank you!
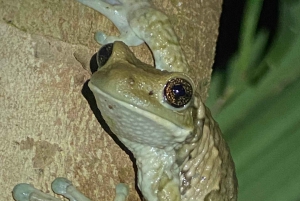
[96, 43, 113, 67]
[164, 77, 193, 108]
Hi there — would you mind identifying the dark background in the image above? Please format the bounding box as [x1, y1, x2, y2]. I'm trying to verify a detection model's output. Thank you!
[213, 0, 278, 71]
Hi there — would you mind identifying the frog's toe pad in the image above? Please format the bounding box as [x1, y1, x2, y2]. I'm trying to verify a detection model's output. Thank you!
[12, 183, 34, 201]
[51, 177, 72, 195]
[114, 183, 129, 201]
[95, 31, 108, 44]
[12, 183, 61, 201]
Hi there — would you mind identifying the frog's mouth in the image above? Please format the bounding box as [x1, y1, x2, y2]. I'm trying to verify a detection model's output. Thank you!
[88, 80, 192, 148]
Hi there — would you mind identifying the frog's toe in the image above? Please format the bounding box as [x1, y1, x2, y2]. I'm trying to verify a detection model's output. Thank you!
[51, 177, 72, 195]
[51, 177, 91, 201]
[95, 31, 109, 44]
[12, 183, 61, 201]
[12, 183, 33, 201]
[114, 183, 129, 201]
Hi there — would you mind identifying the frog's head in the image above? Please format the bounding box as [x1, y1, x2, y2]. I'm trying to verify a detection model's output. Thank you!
[89, 41, 196, 148]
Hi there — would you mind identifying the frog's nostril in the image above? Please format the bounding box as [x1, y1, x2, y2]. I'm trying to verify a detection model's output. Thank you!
[96, 43, 114, 68]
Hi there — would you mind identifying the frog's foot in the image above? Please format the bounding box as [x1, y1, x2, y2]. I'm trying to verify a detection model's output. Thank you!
[12, 178, 91, 201]
[13, 178, 129, 201]
[76, 0, 144, 46]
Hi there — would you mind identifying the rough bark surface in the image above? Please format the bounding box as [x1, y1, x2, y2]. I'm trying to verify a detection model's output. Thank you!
[0, 0, 222, 200]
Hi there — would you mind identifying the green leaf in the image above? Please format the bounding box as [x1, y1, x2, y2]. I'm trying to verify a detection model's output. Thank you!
[209, 0, 300, 200]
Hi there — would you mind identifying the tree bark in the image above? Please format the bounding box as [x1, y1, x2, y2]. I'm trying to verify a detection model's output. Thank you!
[0, 0, 222, 200]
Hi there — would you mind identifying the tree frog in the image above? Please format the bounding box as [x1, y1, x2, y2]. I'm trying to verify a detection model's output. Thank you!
[88, 41, 238, 201]
[12, 0, 237, 200]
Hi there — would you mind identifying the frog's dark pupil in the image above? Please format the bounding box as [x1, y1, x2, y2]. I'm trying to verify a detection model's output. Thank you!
[173, 85, 185, 97]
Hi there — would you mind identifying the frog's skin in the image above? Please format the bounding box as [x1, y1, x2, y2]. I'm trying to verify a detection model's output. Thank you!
[12, 0, 237, 201]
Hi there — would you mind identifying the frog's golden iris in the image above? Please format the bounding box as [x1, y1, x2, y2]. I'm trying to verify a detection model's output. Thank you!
[163, 77, 193, 108]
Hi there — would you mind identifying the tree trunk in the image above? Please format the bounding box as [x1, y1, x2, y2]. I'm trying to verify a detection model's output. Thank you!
[0, 0, 222, 200]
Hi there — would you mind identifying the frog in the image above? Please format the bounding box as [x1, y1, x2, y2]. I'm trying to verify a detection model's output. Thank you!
[12, 0, 238, 200]
[12, 41, 237, 201]
[88, 41, 238, 201]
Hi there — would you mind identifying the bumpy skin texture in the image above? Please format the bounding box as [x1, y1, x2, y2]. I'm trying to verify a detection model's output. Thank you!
[12, 0, 237, 201]
[178, 101, 237, 200]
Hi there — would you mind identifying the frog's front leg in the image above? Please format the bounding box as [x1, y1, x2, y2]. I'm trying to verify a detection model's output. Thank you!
[76, 0, 144, 46]
[12, 177, 128, 201]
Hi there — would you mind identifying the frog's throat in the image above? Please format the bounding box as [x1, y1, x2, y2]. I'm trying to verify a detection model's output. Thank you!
[88, 81, 192, 149]
[89, 81, 185, 200]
